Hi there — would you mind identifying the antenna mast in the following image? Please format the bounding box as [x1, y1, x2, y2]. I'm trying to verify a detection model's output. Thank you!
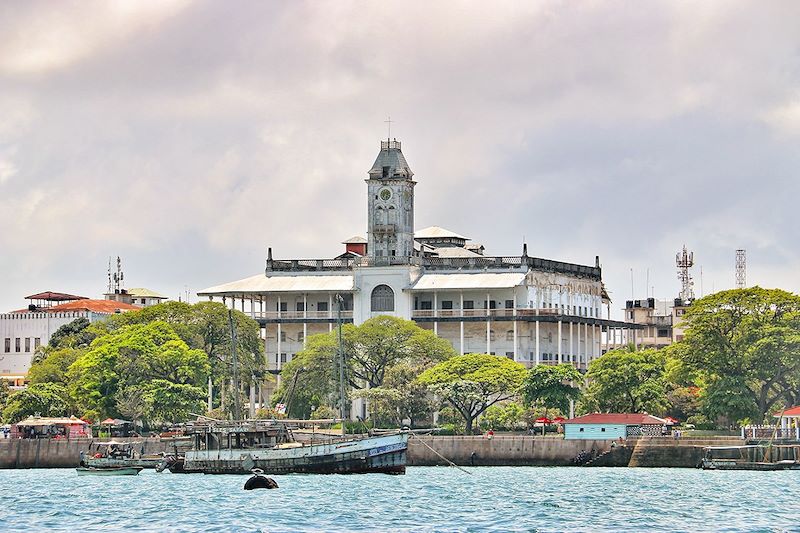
[676, 245, 695, 301]
[735, 249, 746, 289]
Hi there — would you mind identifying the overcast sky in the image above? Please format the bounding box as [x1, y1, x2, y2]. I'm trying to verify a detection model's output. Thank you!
[1, 1, 798, 317]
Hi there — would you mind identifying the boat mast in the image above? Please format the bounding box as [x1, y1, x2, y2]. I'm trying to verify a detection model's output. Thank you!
[336, 294, 346, 437]
[228, 309, 242, 421]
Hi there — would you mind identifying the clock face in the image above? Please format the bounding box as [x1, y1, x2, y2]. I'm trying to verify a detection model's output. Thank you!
[379, 188, 392, 201]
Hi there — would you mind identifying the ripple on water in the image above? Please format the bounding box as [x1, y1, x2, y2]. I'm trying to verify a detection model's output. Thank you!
[1, 467, 799, 532]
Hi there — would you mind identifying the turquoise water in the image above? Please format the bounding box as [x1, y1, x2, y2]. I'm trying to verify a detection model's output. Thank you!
[1, 467, 798, 532]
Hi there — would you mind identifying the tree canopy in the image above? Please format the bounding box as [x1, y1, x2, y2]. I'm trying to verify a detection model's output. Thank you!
[520, 363, 583, 416]
[583, 347, 669, 414]
[419, 353, 527, 434]
[2, 383, 72, 423]
[669, 287, 800, 423]
[274, 316, 455, 420]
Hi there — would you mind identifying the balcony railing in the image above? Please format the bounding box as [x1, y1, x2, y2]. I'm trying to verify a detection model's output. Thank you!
[253, 310, 353, 320]
[411, 308, 583, 319]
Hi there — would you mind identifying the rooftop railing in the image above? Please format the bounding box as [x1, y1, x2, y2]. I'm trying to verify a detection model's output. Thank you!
[265, 254, 601, 279]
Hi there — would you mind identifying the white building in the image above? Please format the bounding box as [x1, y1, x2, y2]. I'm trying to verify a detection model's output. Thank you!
[198, 139, 640, 398]
[0, 292, 143, 386]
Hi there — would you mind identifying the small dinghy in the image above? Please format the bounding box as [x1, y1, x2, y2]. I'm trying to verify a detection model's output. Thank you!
[76, 466, 144, 476]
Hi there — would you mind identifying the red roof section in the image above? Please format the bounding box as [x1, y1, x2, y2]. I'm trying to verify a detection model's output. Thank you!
[25, 291, 87, 301]
[564, 413, 666, 425]
[47, 299, 141, 314]
[775, 406, 800, 417]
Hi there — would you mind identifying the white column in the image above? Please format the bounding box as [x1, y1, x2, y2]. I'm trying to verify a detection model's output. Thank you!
[328, 294, 333, 333]
[591, 324, 596, 363]
[569, 321, 574, 364]
[207, 376, 213, 411]
[486, 292, 491, 354]
[303, 294, 308, 347]
[557, 320, 562, 363]
[513, 319, 518, 362]
[460, 292, 465, 355]
[535, 321, 540, 365]
[276, 323, 282, 388]
[433, 291, 438, 336]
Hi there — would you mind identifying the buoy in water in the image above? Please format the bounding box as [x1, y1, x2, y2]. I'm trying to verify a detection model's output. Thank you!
[244, 468, 278, 490]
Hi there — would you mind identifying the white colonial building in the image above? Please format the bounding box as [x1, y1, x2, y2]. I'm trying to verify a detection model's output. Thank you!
[198, 139, 641, 398]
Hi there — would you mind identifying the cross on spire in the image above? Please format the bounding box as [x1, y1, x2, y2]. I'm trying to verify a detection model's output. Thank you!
[384, 116, 394, 140]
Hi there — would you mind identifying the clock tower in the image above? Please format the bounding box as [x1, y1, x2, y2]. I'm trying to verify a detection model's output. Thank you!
[366, 139, 415, 261]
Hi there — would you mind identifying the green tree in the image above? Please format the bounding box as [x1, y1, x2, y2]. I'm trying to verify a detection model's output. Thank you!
[141, 380, 206, 425]
[275, 316, 455, 418]
[27, 348, 83, 385]
[48, 318, 93, 349]
[67, 321, 209, 420]
[353, 362, 435, 428]
[583, 347, 669, 414]
[479, 402, 525, 431]
[2, 383, 72, 423]
[419, 353, 527, 434]
[520, 363, 583, 416]
[670, 287, 800, 423]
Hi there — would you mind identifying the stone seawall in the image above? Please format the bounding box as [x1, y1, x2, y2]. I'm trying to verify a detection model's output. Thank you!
[0, 435, 747, 469]
[407, 435, 746, 468]
[0, 438, 187, 469]
[407, 435, 612, 466]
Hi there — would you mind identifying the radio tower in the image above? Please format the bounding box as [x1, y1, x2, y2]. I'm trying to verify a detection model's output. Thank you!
[735, 249, 746, 288]
[676, 245, 695, 301]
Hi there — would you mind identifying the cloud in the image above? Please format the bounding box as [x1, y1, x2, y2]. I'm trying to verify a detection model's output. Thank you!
[0, 0, 798, 314]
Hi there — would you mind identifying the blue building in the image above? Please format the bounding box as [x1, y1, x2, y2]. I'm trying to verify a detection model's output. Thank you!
[564, 413, 667, 440]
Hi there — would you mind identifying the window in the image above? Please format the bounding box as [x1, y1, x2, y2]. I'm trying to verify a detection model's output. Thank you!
[675, 309, 685, 317]
[420, 301, 432, 310]
[484, 300, 496, 309]
[278, 302, 287, 312]
[601, 428, 606, 432]
[657, 329, 670, 338]
[505, 300, 514, 309]
[579, 428, 585, 432]
[318, 301, 328, 312]
[382, 166, 390, 178]
[24, 338, 30, 352]
[34, 338, 41, 349]
[506, 330, 514, 341]
[280, 331, 287, 343]
[296, 302, 305, 312]
[441, 300, 453, 310]
[371, 285, 395, 312]
[489, 330, 495, 341]
[505, 352, 514, 359]
[3, 338, 9, 353]
[298, 331, 305, 343]
[15, 338, 20, 353]
[280, 353, 287, 363]
[463, 300, 474, 310]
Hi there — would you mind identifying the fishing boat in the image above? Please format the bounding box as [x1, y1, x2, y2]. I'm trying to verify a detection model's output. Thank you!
[75, 466, 144, 476]
[163, 418, 408, 475]
[80, 441, 164, 469]
[699, 444, 800, 470]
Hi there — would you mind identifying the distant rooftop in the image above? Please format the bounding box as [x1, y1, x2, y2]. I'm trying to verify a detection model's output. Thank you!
[48, 299, 142, 313]
[368, 139, 413, 179]
[127, 288, 167, 299]
[25, 291, 87, 302]
[342, 236, 368, 244]
[415, 226, 469, 241]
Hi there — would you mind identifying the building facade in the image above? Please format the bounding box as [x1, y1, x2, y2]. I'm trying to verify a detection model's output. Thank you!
[198, 139, 641, 397]
[622, 297, 693, 348]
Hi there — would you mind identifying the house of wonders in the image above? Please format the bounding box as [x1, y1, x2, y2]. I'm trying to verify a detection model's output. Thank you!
[198, 139, 640, 402]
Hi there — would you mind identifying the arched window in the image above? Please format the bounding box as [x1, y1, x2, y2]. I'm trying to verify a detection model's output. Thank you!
[371, 285, 395, 312]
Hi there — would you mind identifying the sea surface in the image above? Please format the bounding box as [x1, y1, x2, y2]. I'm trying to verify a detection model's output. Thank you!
[1, 467, 798, 532]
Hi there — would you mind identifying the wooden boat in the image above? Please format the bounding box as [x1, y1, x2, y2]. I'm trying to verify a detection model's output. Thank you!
[75, 466, 144, 476]
[80, 441, 163, 469]
[700, 444, 800, 470]
[162, 419, 408, 475]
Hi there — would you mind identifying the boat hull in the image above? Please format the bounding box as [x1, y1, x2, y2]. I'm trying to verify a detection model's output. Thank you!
[177, 433, 408, 475]
[76, 466, 144, 476]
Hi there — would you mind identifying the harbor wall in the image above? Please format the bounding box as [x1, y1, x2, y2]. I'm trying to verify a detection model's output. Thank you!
[407, 435, 746, 468]
[0, 438, 188, 469]
[0, 435, 750, 469]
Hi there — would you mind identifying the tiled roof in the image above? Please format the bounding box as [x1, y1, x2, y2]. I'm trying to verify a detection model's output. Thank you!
[776, 406, 800, 417]
[47, 299, 142, 313]
[127, 288, 166, 299]
[25, 291, 87, 301]
[415, 226, 469, 240]
[564, 413, 666, 425]
[342, 236, 367, 244]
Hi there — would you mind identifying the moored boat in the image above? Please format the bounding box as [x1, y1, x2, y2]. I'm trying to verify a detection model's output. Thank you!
[76, 466, 144, 476]
[80, 441, 163, 469]
[164, 419, 408, 475]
